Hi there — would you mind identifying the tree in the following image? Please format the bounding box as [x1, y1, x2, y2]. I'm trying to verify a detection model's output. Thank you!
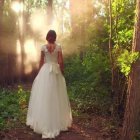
[0, 0, 4, 50]
[69, 0, 85, 37]
[106, 0, 136, 117]
[121, 0, 140, 139]
[0, 0, 4, 45]
[47, 0, 53, 26]
[108, 0, 114, 96]
[0, 0, 4, 33]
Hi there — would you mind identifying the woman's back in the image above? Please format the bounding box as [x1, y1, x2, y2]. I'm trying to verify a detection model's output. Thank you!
[41, 44, 61, 64]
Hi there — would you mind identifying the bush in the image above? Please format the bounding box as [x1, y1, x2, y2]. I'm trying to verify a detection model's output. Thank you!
[65, 44, 111, 115]
[0, 86, 30, 130]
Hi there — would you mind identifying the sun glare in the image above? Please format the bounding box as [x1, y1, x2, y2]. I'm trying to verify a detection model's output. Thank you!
[11, 1, 23, 13]
[24, 39, 39, 74]
[30, 10, 47, 32]
[16, 39, 39, 74]
[29, 9, 60, 39]
[16, 40, 22, 64]
[16, 40, 21, 55]
[24, 39, 38, 63]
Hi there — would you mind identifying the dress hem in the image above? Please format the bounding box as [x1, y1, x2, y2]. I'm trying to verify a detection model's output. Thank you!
[26, 118, 72, 139]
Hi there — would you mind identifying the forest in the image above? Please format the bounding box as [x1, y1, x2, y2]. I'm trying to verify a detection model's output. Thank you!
[0, 0, 140, 140]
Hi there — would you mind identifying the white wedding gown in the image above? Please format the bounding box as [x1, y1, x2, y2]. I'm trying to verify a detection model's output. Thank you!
[26, 44, 72, 138]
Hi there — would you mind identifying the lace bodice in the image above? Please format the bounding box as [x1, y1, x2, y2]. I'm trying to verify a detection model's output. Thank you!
[41, 44, 61, 64]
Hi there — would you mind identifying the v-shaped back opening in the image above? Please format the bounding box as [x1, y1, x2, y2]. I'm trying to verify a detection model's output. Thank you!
[46, 44, 57, 54]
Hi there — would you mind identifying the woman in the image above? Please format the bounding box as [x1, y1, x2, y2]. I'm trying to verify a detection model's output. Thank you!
[26, 30, 72, 138]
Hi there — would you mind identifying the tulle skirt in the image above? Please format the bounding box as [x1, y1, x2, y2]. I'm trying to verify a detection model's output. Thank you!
[26, 63, 72, 138]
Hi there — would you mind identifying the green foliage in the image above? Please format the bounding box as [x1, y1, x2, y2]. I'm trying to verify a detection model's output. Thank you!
[0, 86, 30, 130]
[111, 0, 135, 49]
[65, 45, 111, 115]
[117, 50, 140, 76]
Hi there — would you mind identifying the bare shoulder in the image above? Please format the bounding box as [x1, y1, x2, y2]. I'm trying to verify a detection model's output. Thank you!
[41, 45, 46, 51]
[55, 43, 62, 51]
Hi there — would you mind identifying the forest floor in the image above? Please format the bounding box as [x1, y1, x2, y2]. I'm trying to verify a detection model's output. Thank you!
[0, 84, 120, 140]
[0, 115, 120, 140]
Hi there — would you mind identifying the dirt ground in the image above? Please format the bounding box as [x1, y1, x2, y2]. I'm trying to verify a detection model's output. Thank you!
[0, 114, 120, 140]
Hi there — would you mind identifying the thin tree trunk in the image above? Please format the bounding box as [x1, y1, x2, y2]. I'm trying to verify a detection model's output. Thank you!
[109, 1, 117, 113]
[0, 0, 4, 42]
[69, 0, 83, 37]
[59, 1, 64, 35]
[109, 0, 114, 95]
[0, 0, 5, 85]
[47, 0, 53, 26]
[19, 0, 25, 81]
[121, 1, 140, 139]
[0, 0, 4, 21]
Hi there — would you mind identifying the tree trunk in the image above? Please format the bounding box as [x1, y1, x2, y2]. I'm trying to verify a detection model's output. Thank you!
[109, 0, 114, 97]
[121, 1, 140, 139]
[0, 0, 5, 85]
[47, 0, 53, 26]
[69, 0, 85, 37]
[69, 0, 92, 38]
[59, 1, 64, 35]
[0, 0, 4, 48]
[0, 0, 4, 33]
[109, 0, 120, 117]
[0, 0, 4, 40]
[19, 0, 25, 81]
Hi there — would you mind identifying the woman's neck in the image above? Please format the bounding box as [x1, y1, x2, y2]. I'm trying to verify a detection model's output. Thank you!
[47, 42, 55, 45]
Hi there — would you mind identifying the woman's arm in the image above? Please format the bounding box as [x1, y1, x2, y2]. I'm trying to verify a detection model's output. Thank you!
[39, 51, 44, 70]
[58, 51, 64, 74]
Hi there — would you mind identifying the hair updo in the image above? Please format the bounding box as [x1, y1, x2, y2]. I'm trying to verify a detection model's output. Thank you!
[46, 30, 57, 43]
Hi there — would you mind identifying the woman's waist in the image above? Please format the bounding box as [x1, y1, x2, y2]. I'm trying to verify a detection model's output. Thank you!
[43, 62, 60, 74]
[44, 61, 59, 65]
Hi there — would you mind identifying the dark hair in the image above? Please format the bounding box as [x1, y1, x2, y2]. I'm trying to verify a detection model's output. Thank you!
[46, 30, 57, 43]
